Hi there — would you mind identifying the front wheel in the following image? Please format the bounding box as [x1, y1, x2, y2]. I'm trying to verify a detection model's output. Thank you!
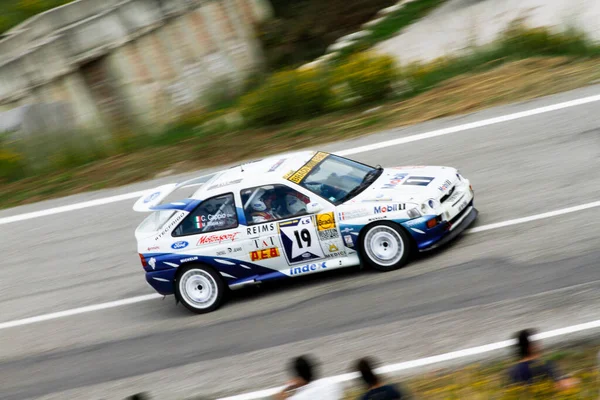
[175, 264, 225, 314]
[359, 222, 412, 272]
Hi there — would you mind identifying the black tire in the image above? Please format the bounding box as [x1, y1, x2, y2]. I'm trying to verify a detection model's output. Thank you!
[174, 264, 226, 314]
[358, 221, 412, 272]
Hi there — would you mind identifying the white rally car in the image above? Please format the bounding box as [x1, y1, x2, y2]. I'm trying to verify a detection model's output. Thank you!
[133, 151, 477, 313]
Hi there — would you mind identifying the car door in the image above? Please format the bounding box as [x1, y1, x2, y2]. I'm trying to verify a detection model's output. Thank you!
[240, 184, 345, 275]
[171, 193, 244, 260]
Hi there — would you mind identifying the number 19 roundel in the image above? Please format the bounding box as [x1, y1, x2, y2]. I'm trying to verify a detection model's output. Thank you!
[278, 216, 325, 264]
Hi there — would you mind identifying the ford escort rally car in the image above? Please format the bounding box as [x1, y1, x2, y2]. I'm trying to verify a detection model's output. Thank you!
[133, 151, 478, 313]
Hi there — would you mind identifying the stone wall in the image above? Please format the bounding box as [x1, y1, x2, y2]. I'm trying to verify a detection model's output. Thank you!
[0, 0, 272, 134]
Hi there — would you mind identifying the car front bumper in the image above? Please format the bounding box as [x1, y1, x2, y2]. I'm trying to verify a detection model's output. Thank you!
[419, 203, 478, 252]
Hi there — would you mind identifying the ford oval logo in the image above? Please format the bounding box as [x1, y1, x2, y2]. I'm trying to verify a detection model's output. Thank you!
[144, 191, 160, 203]
[171, 241, 189, 250]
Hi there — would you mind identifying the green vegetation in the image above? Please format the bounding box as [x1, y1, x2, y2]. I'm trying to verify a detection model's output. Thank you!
[0, 0, 75, 34]
[401, 20, 600, 96]
[2, 23, 600, 208]
[341, 341, 600, 399]
[259, 0, 448, 71]
[258, 0, 397, 70]
[181, 341, 599, 399]
[334, 0, 447, 61]
[240, 52, 398, 126]
[243, 20, 600, 126]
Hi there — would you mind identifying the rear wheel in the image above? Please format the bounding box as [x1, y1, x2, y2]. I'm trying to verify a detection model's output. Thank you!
[175, 264, 225, 314]
[359, 221, 412, 272]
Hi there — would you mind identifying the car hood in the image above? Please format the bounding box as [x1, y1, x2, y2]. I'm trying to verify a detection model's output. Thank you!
[346, 166, 459, 204]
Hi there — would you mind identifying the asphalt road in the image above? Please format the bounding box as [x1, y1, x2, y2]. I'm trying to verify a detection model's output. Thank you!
[1, 85, 600, 400]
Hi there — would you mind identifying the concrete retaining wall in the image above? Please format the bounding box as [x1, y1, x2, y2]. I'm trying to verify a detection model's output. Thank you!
[0, 0, 272, 133]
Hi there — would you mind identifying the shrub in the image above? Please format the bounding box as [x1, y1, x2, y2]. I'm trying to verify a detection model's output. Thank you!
[0, 147, 25, 181]
[498, 19, 596, 57]
[333, 52, 398, 104]
[240, 68, 331, 126]
[258, 0, 396, 70]
[203, 77, 240, 112]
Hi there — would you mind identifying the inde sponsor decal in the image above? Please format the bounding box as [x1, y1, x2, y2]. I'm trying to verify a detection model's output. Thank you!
[250, 247, 280, 261]
[374, 204, 406, 214]
[290, 261, 327, 276]
[197, 232, 239, 246]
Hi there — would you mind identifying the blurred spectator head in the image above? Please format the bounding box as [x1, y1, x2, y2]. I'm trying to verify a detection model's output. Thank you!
[126, 394, 149, 400]
[356, 357, 380, 388]
[515, 328, 539, 359]
[290, 355, 316, 384]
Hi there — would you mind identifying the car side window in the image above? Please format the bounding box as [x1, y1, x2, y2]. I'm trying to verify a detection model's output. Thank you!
[173, 193, 238, 236]
[241, 184, 311, 226]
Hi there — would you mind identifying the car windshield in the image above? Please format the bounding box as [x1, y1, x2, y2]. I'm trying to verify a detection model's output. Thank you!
[300, 155, 382, 205]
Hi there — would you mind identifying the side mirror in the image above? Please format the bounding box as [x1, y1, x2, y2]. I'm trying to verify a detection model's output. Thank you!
[306, 202, 324, 214]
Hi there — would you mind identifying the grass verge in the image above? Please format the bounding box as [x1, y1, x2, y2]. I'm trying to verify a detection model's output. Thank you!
[1, 55, 599, 210]
[341, 340, 600, 399]
[181, 340, 599, 399]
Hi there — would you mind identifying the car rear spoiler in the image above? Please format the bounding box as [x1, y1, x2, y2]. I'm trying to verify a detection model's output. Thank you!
[132, 172, 219, 212]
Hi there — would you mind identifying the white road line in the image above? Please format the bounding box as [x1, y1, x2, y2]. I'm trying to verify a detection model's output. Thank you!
[1, 92, 600, 226]
[465, 200, 600, 234]
[0, 191, 146, 225]
[0, 294, 162, 331]
[335, 93, 600, 156]
[216, 320, 600, 400]
[0, 199, 598, 331]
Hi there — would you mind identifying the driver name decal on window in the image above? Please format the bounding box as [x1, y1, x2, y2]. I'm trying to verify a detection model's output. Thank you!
[194, 211, 236, 229]
[287, 152, 328, 184]
[174, 193, 238, 236]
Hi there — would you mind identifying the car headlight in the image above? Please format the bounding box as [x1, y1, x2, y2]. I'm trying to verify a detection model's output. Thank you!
[407, 208, 421, 219]
[421, 198, 439, 214]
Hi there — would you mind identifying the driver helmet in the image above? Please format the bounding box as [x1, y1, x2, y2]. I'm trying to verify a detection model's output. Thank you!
[285, 194, 306, 214]
[250, 188, 269, 212]
[205, 202, 217, 214]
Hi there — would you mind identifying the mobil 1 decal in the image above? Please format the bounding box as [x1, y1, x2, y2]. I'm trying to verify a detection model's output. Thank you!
[402, 176, 435, 186]
[278, 216, 325, 264]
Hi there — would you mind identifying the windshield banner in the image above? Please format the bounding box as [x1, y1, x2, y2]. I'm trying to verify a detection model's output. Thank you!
[287, 152, 329, 184]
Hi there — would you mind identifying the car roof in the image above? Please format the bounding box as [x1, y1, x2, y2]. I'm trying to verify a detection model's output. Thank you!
[190, 150, 320, 199]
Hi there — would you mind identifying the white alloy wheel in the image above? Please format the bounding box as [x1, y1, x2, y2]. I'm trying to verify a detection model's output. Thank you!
[176, 265, 225, 313]
[360, 222, 411, 271]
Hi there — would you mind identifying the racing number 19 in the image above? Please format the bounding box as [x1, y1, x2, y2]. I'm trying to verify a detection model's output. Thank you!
[293, 229, 311, 248]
